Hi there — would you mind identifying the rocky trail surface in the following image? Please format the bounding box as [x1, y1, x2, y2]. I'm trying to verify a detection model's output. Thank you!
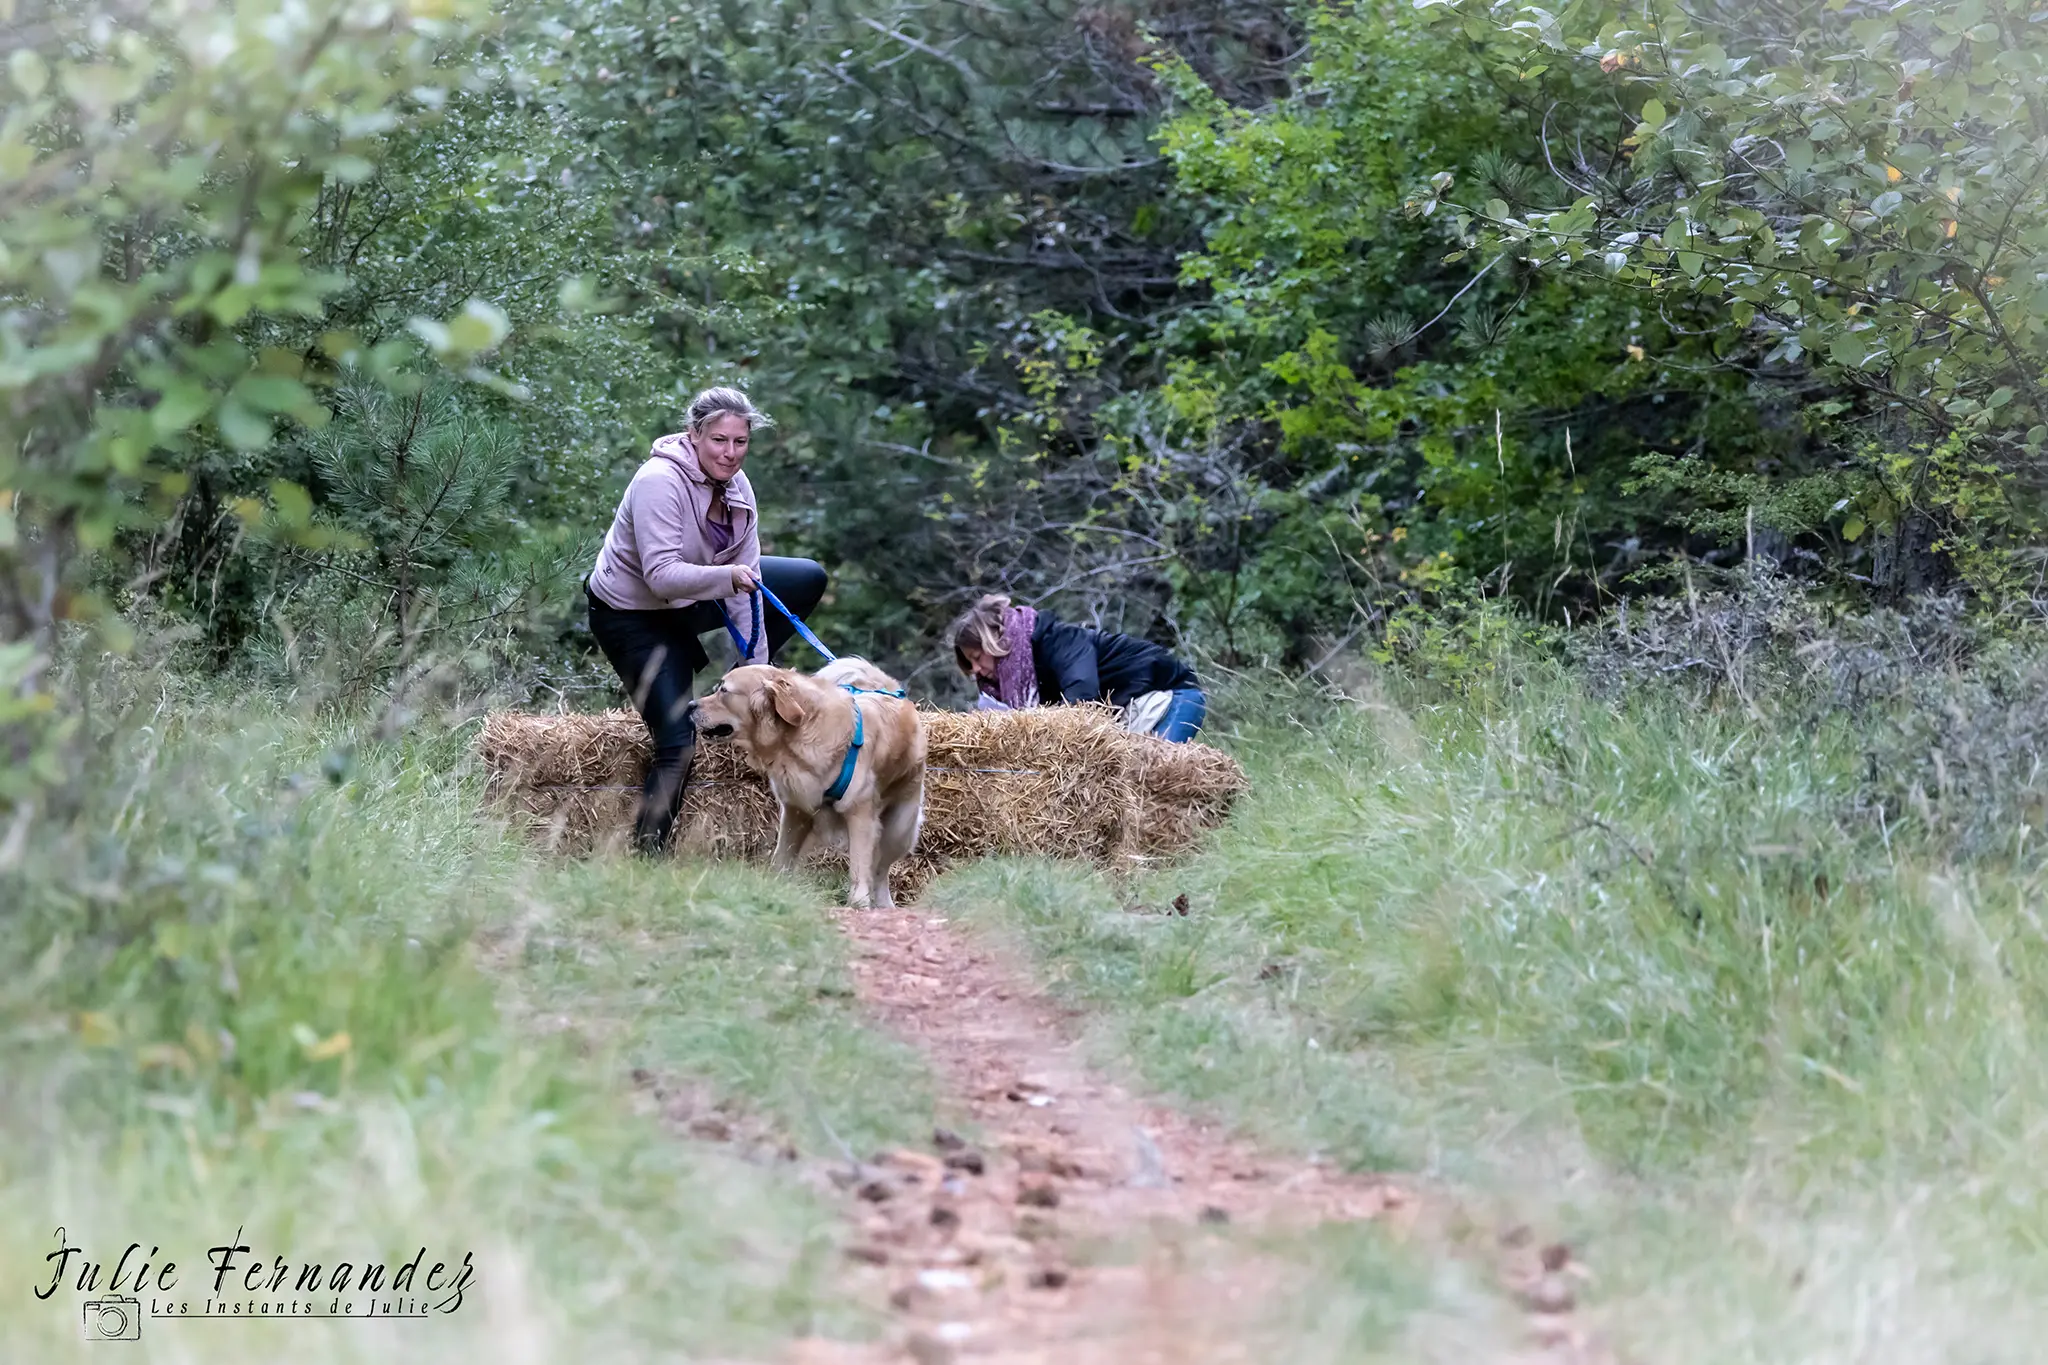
[752, 906, 1621, 1365]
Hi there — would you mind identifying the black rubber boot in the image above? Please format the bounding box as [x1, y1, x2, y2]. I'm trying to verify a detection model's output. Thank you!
[633, 742, 696, 856]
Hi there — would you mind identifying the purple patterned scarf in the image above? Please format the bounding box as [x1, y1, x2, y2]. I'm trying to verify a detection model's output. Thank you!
[985, 604, 1039, 710]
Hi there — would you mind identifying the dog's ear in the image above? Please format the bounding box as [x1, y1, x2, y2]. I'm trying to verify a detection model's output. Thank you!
[766, 675, 808, 727]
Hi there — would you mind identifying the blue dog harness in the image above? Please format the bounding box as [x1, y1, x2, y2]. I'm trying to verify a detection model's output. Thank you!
[823, 694, 865, 804]
[713, 581, 901, 806]
[823, 683, 907, 806]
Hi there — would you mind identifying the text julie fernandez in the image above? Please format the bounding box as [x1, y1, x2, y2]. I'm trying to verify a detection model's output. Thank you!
[39, 1226, 474, 1316]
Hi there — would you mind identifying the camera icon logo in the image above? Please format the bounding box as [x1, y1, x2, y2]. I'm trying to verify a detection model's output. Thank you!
[83, 1296, 141, 1342]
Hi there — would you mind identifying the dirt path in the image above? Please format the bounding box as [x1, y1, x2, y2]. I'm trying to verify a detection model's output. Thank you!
[778, 907, 1616, 1365]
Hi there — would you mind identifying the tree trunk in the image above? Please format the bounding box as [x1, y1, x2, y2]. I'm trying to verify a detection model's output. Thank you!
[1870, 509, 1952, 603]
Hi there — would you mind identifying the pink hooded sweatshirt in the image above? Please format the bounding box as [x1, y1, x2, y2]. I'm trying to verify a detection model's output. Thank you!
[585, 432, 769, 664]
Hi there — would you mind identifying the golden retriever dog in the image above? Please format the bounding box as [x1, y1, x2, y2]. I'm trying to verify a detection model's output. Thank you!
[687, 656, 927, 909]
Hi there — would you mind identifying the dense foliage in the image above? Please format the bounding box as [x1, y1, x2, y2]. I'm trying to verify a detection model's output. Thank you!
[1412, 0, 2048, 599]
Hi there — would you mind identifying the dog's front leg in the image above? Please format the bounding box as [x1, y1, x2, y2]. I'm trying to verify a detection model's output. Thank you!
[772, 799, 816, 873]
[843, 806, 881, 910]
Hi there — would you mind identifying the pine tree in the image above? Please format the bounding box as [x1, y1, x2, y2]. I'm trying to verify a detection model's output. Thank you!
[311, 381, 520, 660]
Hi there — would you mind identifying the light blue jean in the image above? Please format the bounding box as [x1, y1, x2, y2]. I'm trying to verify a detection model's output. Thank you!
[1155, 687, 1207, 743]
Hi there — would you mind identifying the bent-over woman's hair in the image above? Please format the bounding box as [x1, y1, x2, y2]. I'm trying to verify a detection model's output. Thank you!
[949, 593, 1014, 674]
[686, 385, 774, 433]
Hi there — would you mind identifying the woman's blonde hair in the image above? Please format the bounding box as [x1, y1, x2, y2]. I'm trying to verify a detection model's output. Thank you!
[686, 385, 773, 433]
[949, 593, 1013, 675]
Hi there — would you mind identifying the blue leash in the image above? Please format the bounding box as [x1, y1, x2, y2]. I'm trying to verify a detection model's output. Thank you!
[716, 588, 764, 660]
[718, 581, 838, 664]
[762, 582, 838, 663]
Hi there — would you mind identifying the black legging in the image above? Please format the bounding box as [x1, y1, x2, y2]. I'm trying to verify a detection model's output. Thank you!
[586, 556, 828, 854]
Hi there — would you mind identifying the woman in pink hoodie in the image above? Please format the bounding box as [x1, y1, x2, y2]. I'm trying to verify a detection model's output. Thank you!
[584, 386, 828, 855]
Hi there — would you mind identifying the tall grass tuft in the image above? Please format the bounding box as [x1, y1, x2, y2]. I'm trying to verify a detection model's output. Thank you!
[936, 584, 2048, 1362]
[1, 653, 932, 1362]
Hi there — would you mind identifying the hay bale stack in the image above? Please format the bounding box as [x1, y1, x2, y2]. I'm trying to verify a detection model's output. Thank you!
[477, 703, 1247, 892]
[477, 709, 784, 861]
[1127, 733, 1253, 861]
[914, 704, 1139, 868]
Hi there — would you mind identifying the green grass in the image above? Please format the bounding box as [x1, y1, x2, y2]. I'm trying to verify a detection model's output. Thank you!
[932, 661, 2048, 1363]
[0, 690, 934, 1363]
[18, 638, 2048, 1363]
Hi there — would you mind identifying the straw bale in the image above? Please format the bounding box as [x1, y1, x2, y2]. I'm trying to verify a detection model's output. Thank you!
[914, 704, 1138, 866]
[476, 702, 1247, 896]
[1125, 733, 1252, 861]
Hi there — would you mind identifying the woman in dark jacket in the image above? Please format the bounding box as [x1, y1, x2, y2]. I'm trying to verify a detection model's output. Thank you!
[947, 593, 1206, 741]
